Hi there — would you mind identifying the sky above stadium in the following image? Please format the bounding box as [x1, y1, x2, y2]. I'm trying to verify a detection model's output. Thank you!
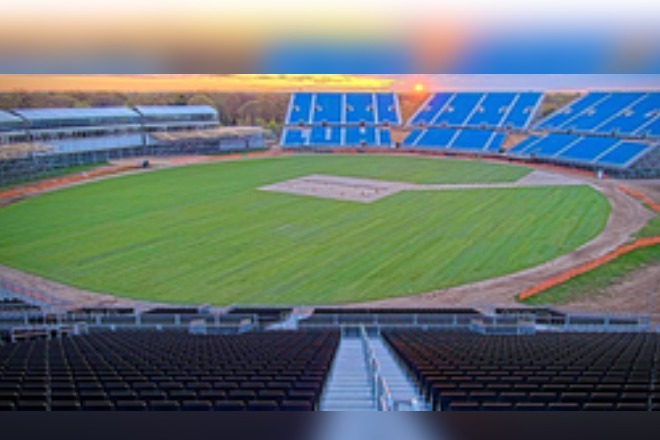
[0, 74, 659, 92]
[2, 1, 660, 75]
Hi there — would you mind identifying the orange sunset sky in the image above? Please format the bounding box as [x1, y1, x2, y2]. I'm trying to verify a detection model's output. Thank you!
[0, 75, 659, 93]
[0, 75, 399, 93]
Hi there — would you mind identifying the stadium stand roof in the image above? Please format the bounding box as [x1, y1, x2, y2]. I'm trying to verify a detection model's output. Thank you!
[12, 107, 140, 122]
[134, 105, 218, 118]
[0, 110, 25, 133]
[0, 110, 23, 124]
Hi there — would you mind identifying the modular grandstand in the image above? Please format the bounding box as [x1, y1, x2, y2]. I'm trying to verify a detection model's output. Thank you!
[281, 91, 660, 178]
[0, 88, 659, 412]
[0, 105, 267, 185]
[281, 92, 401, 148]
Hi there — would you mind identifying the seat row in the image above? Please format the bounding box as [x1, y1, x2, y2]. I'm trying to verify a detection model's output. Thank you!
[0, 330, 339, 411]
[0, 398, 313, 411]
[383, 331, 659, 412]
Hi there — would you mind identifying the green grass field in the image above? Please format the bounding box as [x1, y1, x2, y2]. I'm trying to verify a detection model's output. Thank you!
[523, 213, 660, 305]
[0, 163, 106, 190]
[0, 155, 610, 305]
[522, 245, 660, 306]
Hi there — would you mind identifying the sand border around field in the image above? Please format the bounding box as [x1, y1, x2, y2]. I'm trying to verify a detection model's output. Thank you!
[0, 152, 657, 315]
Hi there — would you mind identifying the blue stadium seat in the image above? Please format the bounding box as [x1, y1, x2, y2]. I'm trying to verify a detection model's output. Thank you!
[434, 93, 484, 126]
[639, 116, 660, 138]
[403, 129, 424, 147]
[508, 136, 541, 155]
[310, 126, 342, 146]
[345, 126, 377, 146]
[485, 132, 507, 152]
[415, 128, 457, 149]
[556, 137, 620, 162]
[524, 134, 581, 158]
[466, 93, 516, 127]
[409, 92, 541, 130]
[378, 129, 393, 146]
[312, 93, 342, 125]
[287, 93, 313, 125]
[597, 93, 660, 136]
[565, 93, 645, 132]
[410, 93, 453, 126]
[288, 92, 401, 128]
[536, 92, 609, 130]
[282, 93, 400, 148]
[595, 141, 651, 167]
[450, 130, 495, 151]
[375, 94, 400, 124]
[345, 93, 375, 124]
[502, 93, 543, 129]
[282, 128, 308, 147]
[519, 92, 659, 170]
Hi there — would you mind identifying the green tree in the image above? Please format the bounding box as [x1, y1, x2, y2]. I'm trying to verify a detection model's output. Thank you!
[237, 99, 261, 125]
[187, 94, 215, 108]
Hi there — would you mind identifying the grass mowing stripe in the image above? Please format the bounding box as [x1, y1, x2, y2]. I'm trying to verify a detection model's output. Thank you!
[0, 155, 607, 305]
[521, 244, 660, 305]
[521, 212, 658, 306]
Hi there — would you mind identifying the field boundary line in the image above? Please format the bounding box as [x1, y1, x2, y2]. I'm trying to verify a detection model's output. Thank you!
[517, 236, 660, 301]
[0, 151, 288, 206]
[616, 185, 660, 212]
[0, 164, 137, 204]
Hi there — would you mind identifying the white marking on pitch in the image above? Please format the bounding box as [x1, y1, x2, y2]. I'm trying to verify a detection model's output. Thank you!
[259, 174, 415, 203]
[259, 171, 584, 203]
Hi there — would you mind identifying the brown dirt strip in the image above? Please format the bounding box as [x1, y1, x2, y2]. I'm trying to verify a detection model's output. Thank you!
[556, 263, 660, 319]
[0, 151, 656, 312]
[617, 185, 660, 212]
[351, 177, 656, 311]
[0, 164, 139, 207]
[0, 151, 288, 208]
[517, 237, 660, 301]
[0, 263, 162, 312]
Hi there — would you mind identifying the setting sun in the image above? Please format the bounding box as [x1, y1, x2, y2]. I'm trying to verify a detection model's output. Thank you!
[414, 82, 425, 93]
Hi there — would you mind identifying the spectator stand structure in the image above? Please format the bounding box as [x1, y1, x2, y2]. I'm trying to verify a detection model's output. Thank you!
[507, 92, 660, 178]
[0, 281, 658, 412]
[0, 105, 268, 185]
[280, 92, 402, 149]
[402, 92, 544, 154]
[0, 110, 26, 146]
[383, 330, 660, 411]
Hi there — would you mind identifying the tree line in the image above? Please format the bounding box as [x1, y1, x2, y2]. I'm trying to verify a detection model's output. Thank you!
[0, 92, 290, 134]
[0, 91, 434, 134]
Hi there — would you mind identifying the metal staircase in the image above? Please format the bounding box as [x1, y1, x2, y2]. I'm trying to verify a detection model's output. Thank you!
[320, 328, 429, 411]
[368, 336, 430, 411]
[320, 336, 375, 411]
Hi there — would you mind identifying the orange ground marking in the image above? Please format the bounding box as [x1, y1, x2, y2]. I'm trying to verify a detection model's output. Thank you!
[0, 151, 290, 204]
[0, 165, 137, 202]
[617, 185, 660, 212]
[517, 236, 660, 301]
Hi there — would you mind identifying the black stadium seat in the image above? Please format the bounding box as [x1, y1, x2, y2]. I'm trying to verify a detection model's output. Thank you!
[382, 331, 658, 412]
[0, 330, 339, 411]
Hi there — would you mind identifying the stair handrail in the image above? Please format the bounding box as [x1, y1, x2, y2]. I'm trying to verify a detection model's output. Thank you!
[359, 326, 394, 411]
[360, 326, 427, 411]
